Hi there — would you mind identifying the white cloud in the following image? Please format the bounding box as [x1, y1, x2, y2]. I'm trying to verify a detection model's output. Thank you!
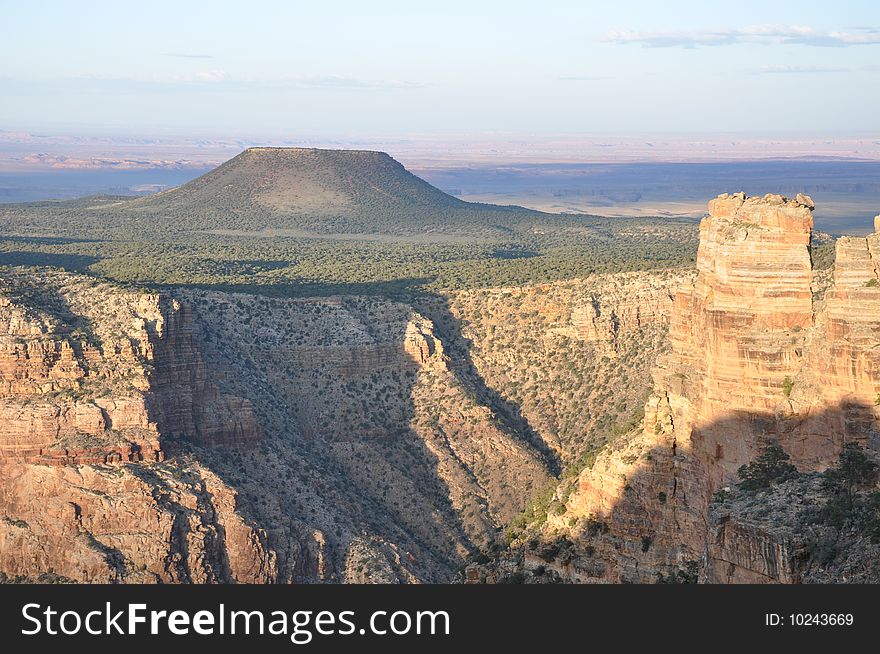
[67, 70, 231, 84]
[753, 64, 852, 74]
[750, 64, 880, 74]
[278, 74, 426, 90]
[163, 52, 214, 59]
[557, 75, 606, 81]
[190, 70, 229, 82]
[602, 25, 880, 48]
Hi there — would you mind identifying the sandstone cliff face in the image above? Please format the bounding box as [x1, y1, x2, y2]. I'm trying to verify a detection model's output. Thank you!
[0, 460, 274, 583]
[0, 270, 260, 464]
[495, 195, 880, 584]
[800, 225, 880, 453]
[707, 472, 880, 583]
[0, 269, 268, 583]
[663, 193, 822, 479]
[147, 299, 262, 448]
[707, 515, 806, 584]
[0, 275, 160, 464]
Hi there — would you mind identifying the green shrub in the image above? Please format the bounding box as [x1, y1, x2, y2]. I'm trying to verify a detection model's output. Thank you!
[656, 560, 699, 584]
[737, 441, 798, 491]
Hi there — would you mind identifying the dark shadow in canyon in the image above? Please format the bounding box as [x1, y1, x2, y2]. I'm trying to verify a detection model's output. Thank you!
[413, 294, 562, 476]
[161, 277, 434, 299]
[170, 279, 557, 583]
[0, 250, 100, 273]
[532, 400, 879, 584]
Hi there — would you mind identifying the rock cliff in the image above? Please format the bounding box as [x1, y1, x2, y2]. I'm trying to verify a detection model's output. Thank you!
[431, 270, 691, 461]
[0, 269, 270, 582]
[0, 460, 275, 583]
[11, 193, 873, 586]
[182, 290, 555, 576]
[485, 194, 880, 584]
[0, 270, 260, 464]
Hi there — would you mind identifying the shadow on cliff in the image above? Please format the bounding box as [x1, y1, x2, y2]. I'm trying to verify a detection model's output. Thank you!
[169, 279, 559, 583]
[413, 294, 562, 475]
[550, 399, 879, 584]
[172, 277, 558, 471]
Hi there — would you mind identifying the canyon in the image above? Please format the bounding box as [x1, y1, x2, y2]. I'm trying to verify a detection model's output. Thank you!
[0, 270, 272, 582]
[0, 261, 679, 582]
[1, 190, 878, 584]
[477, 193, 880, 584]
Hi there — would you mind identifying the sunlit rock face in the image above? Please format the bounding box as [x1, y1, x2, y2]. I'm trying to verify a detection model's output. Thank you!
[0, 271, 268, 583]
[661, 192, 829, 480]
[0, 272, 261, 465]
[511, 195, 880, 584]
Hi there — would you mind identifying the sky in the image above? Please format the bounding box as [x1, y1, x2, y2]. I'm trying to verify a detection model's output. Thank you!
[3, 0, 880, 138]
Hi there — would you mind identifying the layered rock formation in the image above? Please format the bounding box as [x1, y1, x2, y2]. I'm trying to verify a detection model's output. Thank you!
[435, 271, 690, 460]
[706, 471, 880, 583]
[0, 270, 260, 464]
[650, 193, 832, 492]
[488, 194, 880, 584]
[0, 279, 161, 464]
[10, 193, 875, 585]
[800, 221, 880, 453]
[1, 268, 566, 583]
[148, 298, 262, 448]
[0, 269, 269, 582]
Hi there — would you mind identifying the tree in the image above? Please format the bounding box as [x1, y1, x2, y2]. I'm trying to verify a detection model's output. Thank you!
[817, 443, 880, 530]
[737, 440, 798, 491]
[822, 442, 878, 503]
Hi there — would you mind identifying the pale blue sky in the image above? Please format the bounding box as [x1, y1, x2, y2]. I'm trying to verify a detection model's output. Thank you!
[3, 0, 880, 136]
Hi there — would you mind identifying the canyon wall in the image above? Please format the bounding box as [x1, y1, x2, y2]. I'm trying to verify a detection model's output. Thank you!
[0, 270, 269, 582]
[147, 299, 262, 448]
[182, 290, 555, 577]
[492, 194, 880, 584]
[176, 273, 690, 583]
[0, 461, 275, 583]
[0, 270, 260, 464]
[435, 270, 691, 460]
[0, 269, 561, 583]
[10, 194, 874, 586]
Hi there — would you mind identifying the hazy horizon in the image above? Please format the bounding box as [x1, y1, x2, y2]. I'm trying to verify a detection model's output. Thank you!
[3, 1, 880, 232]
